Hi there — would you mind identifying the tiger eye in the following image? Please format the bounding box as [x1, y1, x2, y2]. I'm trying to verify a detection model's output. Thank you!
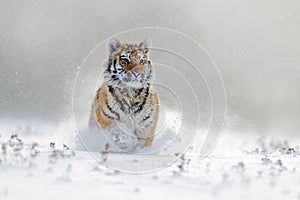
[140, 59, 146, 65]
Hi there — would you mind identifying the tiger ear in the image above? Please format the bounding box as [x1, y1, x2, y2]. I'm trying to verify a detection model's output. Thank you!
[139, 38, 152, 54]
[107, 38, 121, 54]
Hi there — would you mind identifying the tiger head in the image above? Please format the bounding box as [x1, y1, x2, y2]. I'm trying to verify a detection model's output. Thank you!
[103, 38, 153, 89]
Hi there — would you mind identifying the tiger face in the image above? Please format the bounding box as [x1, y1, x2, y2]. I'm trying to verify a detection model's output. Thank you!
[104, 38, 153, 89]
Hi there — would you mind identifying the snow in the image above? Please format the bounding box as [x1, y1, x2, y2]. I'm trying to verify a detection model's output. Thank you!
[82, 109, 181, 155]
[1, 123, 300, 200]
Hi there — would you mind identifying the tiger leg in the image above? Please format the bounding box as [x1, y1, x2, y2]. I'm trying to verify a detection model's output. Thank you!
[94, 84, 114, 128]
[95, 106, 114, 128]
[142, 121, 157, 147]
[142, 89, 159, 147]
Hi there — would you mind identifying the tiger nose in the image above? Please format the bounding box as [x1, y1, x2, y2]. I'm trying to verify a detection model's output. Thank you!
[132, 70, 140, 77]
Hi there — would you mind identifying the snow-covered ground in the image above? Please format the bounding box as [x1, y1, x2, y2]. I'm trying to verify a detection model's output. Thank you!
[1, 125, 300, 200]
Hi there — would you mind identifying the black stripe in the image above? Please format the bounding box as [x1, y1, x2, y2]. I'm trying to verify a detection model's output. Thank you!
[105, 96, 120, 120]
[134, 88, 144, 98]
[132, 88, 145, 106]
[111, 75, 118, 80]
[134, 86, 150, 114]
[120, 58, 129, 64]
[100, 108, 115, 120]
[111, 59, 118, 73]
[132, 101, 139, 107]
[107, 61, 117, 76]
[108, 63, 112, 74]
[108, 86, 126, 112]
[142, 115, 151, 122]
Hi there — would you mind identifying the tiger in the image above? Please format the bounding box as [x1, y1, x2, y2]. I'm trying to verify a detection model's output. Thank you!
[90, 38, 159, 150]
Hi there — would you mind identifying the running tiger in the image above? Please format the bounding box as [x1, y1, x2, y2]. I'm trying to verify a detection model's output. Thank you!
[90, 38, 159, 150]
